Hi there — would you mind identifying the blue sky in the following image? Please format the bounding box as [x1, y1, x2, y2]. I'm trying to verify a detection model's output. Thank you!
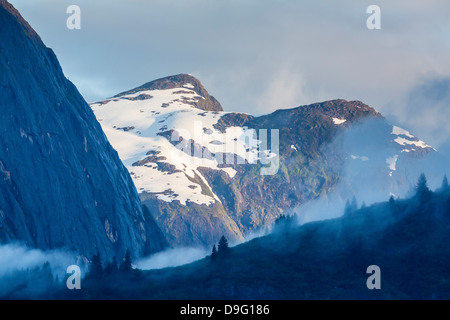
[8, 0, 450, 159]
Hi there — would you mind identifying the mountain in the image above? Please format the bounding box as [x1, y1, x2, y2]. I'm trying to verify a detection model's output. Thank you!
[91, 75, 446, 247]
[0, 1, 168, 260]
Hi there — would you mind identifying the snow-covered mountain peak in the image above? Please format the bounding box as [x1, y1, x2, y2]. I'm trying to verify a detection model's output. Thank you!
[112, 74, 223, 112]
[91, 83, 260, 206]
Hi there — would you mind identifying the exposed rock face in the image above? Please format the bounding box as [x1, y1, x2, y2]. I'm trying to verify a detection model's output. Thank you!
[0, 0, 168, 259]
[114, 74, 223, 112]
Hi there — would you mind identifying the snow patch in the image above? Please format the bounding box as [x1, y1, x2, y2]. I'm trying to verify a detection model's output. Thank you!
[392, 126, 414, 138]
[391, 125, 435, 151]
[332, 118, 346, 125]
[394, 137, 433, 150]
[220, 167, 237, 179]
[183, 83, 195, 89]
[386, 155, 398, 171]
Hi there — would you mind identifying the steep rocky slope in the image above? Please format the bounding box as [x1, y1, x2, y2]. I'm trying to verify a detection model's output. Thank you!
[0, 0, 168, 259]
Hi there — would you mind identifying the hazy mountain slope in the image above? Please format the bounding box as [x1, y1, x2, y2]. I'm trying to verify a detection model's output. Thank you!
[0, 0, 168, 259]
[91, 75, 445, 247]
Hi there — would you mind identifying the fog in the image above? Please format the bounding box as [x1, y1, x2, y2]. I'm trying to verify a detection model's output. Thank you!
[0, 243, 76, 298]
[0, 243, 75, 278]
[292, 117, 450, 224]
[136, 247, 209, 270]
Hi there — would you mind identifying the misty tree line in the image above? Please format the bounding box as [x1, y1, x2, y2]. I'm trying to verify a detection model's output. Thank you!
[0, 261, 59, 299]
[344, 173, 450, 216]
[269, 173, 450, 231]
[87, 249, 134, 279]
[1, 248, 135, 296]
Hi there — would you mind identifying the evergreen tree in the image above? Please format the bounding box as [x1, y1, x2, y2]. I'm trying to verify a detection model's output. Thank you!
[344, 200, 352, 216]
[41, 261, 54, 284]
[351, 196, 358, 211]
[389, 195, 395, 206]
[105, 256, 118, 274]
[416, 173, 432, 203]
[89, 252, 103, 278]
[218, 236, 229, 256]
[112, 255, 118, 272]
[211, 245, 218, 262]
[274, 214, 295, 232]
[442, 175, 449, 191]
[389, 195, 398, 216]
[120, 249, 132, 273]
[344, 197, 358, 216]
[416, 173, 429, 193]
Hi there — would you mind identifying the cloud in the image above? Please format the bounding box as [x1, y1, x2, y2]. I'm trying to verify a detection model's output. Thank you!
[0, 243, 75, 278]
[256, 68, 308, 114]
[136, 247, 208, 270]
[7, 0, 449, 105]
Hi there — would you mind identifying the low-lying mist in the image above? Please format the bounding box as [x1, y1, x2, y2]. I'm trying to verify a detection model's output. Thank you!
[292, 117, 450, 224]
[136, 247, 209, 270]
[0, 243, 76, 298]
[0, 243, 75, 278]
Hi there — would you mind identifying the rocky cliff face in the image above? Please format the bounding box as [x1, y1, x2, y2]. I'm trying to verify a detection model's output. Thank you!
[0, 0, 168, 259]
[92, 74, 446, 247]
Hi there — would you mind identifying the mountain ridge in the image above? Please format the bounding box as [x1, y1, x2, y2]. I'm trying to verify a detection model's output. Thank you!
[91, 74, 444, 247]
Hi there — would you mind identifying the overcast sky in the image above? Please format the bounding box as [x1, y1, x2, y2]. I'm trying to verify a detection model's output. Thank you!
[9, 0, 450, 159]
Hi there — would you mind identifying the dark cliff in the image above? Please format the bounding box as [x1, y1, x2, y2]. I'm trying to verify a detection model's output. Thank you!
[0, 0, 168, 259]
